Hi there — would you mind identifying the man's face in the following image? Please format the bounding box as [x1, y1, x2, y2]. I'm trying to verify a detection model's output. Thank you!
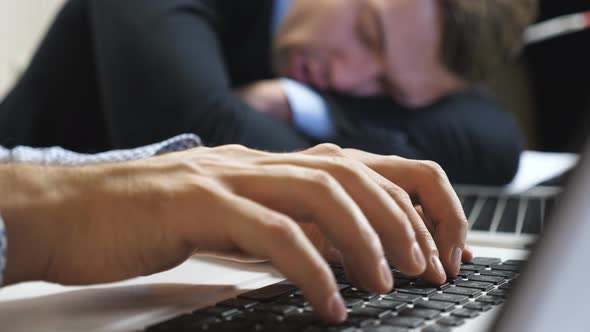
[274, 0, 466, 107]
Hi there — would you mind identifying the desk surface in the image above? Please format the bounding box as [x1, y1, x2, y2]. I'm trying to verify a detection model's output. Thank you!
[0, 246, 527, 332]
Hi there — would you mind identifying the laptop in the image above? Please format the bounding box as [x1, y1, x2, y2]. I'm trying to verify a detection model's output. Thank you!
[455, 185, 561, 249]
[456, 151, 577, 250]
[141, 144, 589, 332]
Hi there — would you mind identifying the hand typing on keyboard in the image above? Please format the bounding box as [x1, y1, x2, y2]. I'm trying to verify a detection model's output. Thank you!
[0, 144, 472, 324]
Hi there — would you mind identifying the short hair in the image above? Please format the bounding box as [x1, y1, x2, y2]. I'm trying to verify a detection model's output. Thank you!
[439, 0, 539, 83]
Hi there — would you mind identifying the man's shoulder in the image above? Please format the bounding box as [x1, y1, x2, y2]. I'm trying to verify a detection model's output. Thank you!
[210, 0, 277, 85]
[431, 88, 506, 115]
[324, 87, 510, 129]
[193, 0, 274, 21]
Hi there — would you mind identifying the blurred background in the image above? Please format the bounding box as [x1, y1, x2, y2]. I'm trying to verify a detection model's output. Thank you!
[0, 0, 588, 153]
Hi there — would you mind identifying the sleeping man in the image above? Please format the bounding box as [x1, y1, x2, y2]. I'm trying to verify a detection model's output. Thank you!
[0, 0, 537, 184]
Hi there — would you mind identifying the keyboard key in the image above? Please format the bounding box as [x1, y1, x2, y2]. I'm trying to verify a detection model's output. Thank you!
[460, 264, 486, 272]
[366, 300, 408, 311]
[146, 314, 217, 332]
[254, 303, 299, 316]
[344, 298, 364, 308]
[468, 275, 505, 285]
[397, 287, 437, 296]
[470, 257, 501, 266]
[350, 306, 392, 319]
[342, 289, 379, 301]
[207, 318, 256, 331]
[363, 326, 410, 332]
[488, 289, 509, 298]
[283, 312, 320, 326]
[523, 198, 542, 234]
[437, 316, 465, 327]
[394, 279, 411, 288]
[233, 311, 283, 324]
[239, 283, 296, 301]
[257, 323, 302, 332]
[443, 287, 482, 297]
[490, 264, 520, 272]
[384, 293, 422, 303]
[413, 280, 451, 290]
[499, 282, 514, 290]
[457, 270, 475, 278]
[455, 280, 495, 291]
[477, 295, 504, 305]
[276, 295, 309, 307]
[460, 195, 477, 219]
[193, 306, 241, 318]
[399, 308, 441, 320]
[446, 276, 463, 284]
[381, 316, 426, 328]
[497, 198, 520, 233]
[414, 299, 455, 312]
[422, 324, 451, 332]
[479, 270, 516, 279]
[502, 259, 526, 266]
[451, 308, 480, 319]
[343, 315, 376, 327]
[304, 326, 356, 332]
[429, 293, 469, 305]
[218, 298, 259, 310]
[472, 197, 498, 231]
[463, 301, 493, 312]
[337, 284, 352, 291]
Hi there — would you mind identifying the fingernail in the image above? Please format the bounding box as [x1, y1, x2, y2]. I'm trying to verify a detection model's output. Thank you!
[431, 255, 446, 277]
[329, 292, 347, 322]
[452, 246, 463, 273]
[411, 242, 427, 270]
[380, 259, 393, 291]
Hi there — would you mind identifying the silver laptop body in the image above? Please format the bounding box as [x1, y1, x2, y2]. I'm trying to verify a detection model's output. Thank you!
[492, 144, 590, 331]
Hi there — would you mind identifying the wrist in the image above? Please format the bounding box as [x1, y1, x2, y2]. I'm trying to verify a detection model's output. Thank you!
[235, 80, 293, 123]
[0, 164, 81, 284]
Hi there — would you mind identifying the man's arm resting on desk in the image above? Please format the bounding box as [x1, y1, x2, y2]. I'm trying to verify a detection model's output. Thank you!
[0, 144, 473, 323]
[235, 80, 523, 186]
[236, 79, 335, 140]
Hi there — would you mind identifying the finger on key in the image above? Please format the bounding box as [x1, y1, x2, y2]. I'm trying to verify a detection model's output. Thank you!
[263, 156, 425, 279]
[392, 160, 469, 277]
[338, 150, 469, 277]
[224, 195, 347, 323]
[223, 163, 391, 293]
[359, 168, 445, 284]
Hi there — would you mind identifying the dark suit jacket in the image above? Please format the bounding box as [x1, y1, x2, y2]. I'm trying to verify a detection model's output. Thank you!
[0, 0, 523, 185]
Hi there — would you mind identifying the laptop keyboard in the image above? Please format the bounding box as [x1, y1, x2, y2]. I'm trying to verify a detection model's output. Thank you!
[146, 257, 523, 332]
[455, 186, 561, 235]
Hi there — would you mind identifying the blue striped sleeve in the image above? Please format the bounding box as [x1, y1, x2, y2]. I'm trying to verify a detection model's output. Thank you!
[0, 134, 201, 166]
[279, 78, 335, 140]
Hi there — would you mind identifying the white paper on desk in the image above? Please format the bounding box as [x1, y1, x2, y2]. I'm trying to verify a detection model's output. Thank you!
[505, 151, 579, 194]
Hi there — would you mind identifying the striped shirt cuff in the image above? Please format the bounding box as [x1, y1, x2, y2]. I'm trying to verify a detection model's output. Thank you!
[0, 134, 202, 166]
